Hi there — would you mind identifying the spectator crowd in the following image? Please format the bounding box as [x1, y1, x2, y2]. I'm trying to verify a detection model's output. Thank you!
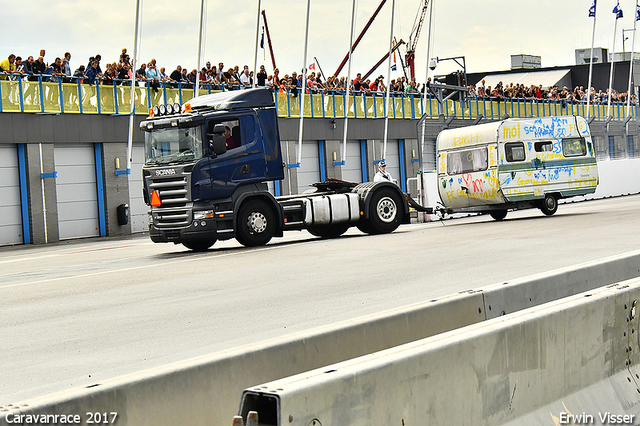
[0, 48, 636, 106]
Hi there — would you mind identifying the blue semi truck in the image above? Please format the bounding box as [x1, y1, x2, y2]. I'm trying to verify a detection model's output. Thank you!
[140, 88, 412, 251]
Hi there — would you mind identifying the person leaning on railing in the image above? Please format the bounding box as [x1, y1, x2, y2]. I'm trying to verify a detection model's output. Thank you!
[0, 54, 17, 82]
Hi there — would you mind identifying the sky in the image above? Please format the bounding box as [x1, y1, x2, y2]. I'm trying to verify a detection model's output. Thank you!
[1, 0, 638, 83]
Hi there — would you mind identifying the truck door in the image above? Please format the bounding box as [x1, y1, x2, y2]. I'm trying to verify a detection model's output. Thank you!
[205, 114, 268, 199]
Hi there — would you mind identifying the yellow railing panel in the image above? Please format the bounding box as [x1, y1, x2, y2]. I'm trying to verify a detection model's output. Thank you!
[2, 80, 639, 121]
[100, 86, 117, 114]
[0, 81, 21, 112]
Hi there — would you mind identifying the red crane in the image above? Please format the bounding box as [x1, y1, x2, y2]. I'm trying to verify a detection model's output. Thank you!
[404, 0, 430, 80]
[362, 40, 405, 81]
[333, 0, 387, 78]
[262, 10, 277, 71]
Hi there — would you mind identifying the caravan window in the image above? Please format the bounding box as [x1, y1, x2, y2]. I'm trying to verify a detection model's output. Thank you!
[562, 138, 586, 157]
[505, 142, 525, 162]
[447, 147, 488, 175]
[534, 141, 553, 152]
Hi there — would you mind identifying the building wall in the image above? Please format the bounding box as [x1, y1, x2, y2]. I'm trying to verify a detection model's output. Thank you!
[0, 112, 637, 246]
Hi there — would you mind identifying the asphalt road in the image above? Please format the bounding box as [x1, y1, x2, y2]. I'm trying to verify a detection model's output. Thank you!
[1, 195, 639, 404]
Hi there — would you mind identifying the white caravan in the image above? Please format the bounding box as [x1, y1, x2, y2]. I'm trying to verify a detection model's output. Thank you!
[436, 116, 598, 220]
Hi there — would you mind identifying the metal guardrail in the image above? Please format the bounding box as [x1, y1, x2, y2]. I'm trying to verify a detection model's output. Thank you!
[0, 74, 637, 120]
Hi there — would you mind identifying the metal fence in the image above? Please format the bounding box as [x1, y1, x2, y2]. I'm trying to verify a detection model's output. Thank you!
[0, 75, 637, 120]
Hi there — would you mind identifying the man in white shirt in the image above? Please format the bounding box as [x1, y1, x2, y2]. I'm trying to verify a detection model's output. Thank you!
[239, 68, 251, 87]
[373, 161, 393, 182]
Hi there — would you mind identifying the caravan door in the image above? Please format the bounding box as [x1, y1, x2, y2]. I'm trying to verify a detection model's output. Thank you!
[437, 143, 504, 209]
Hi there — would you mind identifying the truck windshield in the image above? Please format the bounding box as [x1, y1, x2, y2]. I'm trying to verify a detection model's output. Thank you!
[144, 126, 204, 164]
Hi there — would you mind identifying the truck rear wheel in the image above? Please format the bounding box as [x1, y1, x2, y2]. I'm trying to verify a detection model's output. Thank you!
[182, 240, 216, 252]
[308, 223, 351, 239]
[367, 188, 403, 234]
[539, 194, 558, 216]
[236, 199, 276, 247]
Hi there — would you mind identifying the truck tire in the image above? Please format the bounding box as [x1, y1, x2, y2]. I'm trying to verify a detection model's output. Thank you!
[308, 223, 351, 239]
[236, 199, 276, 247]
[539, 194, 558, 216]
[489, 209, 508, 221]
[183, 240, 216, 251]
[356, 220, 376, 235]
[367, 187, 403, 234]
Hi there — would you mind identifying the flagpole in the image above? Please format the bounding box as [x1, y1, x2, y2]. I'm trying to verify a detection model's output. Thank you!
[607, 5, 621, 117]
[296, 0, 311, 167]
[422, 0, 434, 116]
[195, 0, 206, 98]
[253, 0, 263, 88]
[626, 1, 638, 116]
[586, 1, 597, 119]
[342, 0, 357, 169]
[383, 0, 397, 162]
[127, 0, 143, 173]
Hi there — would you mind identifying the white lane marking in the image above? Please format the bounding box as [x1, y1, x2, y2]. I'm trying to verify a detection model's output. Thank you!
[0, 242, 153, 265]
[0, 244, 291, 290]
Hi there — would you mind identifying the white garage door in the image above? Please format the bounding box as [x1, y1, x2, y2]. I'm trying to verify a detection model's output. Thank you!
[0, 145, 23, 246]
[373, 139, 400, 183]
[342, 140, 362, 183]
[54, 144, 100, 240]
[129, 144, 148, 233]
[297, 141, 321, 194]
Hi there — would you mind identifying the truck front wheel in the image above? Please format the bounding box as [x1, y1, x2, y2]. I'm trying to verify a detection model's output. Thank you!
[366, 188, 403, 234]
[183, 240, 216, 251]
[236, 199, 276, 247]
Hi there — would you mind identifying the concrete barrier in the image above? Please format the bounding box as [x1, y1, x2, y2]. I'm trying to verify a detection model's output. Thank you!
[2, 250, 640, 426]
[238, 279, 640, 425]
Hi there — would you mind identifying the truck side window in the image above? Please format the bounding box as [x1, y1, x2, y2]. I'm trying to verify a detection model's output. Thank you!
[208, 119, 241, 150]
[447, 147, 488, 175]
[534, 141, 553, 152]
[505, 142, 525, 162]
[562, 138, 586, 157]
[239, 115, 256, 146]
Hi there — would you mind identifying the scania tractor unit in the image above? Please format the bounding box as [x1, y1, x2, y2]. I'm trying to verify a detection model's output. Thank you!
[140, 88, 411, 251]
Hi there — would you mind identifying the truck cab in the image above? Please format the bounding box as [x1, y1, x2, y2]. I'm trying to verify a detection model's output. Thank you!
[141, 88, 411, 251]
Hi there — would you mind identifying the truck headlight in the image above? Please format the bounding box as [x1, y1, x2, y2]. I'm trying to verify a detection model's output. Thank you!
[193, 210, 214, 220]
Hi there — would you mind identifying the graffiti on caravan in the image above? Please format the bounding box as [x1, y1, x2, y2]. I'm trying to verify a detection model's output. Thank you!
[523, 117, 571, 139]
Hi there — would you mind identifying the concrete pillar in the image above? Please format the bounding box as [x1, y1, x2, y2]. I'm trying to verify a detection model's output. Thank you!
[101, 143, 132, 237]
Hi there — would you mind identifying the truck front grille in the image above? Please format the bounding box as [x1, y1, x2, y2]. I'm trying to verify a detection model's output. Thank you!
[148, 175, 191, 228]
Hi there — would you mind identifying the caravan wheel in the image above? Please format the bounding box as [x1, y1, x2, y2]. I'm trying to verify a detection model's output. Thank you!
[539, 194, 558, 216]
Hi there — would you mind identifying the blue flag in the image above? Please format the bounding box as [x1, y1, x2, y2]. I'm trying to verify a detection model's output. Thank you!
[613, 2, 623, 19]
[636, 2, 640, 20]
[589, 0, 596, 17]
[391, 64, 397, 72]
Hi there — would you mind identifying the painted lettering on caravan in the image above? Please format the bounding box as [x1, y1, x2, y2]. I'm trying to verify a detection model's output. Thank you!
[502, 123, 521, 141]
[453, 133, 481, 147]
[489, 145, 498, 167]
[523, 117, 573, 139]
